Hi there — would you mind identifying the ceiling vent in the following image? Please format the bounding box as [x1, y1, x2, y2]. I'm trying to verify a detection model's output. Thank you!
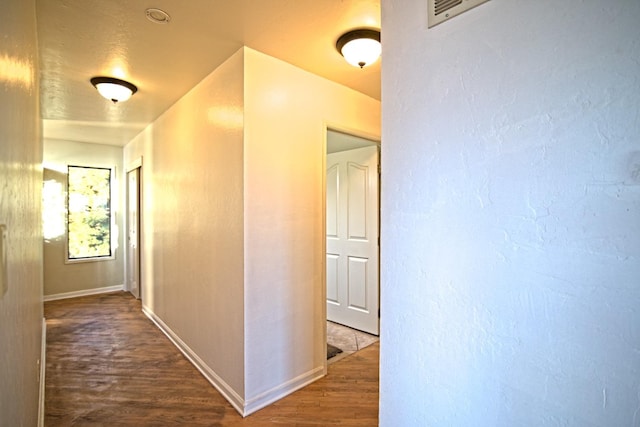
[428, 0, 490, 28]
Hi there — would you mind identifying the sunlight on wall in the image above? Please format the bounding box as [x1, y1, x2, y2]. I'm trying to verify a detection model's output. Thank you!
[207, 106, 243, 129]
[42, 179, 65, 240]
[0, 53, 34, 89]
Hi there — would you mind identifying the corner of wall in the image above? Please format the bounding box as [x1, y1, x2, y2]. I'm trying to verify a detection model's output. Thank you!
[141, 306, 246, 414]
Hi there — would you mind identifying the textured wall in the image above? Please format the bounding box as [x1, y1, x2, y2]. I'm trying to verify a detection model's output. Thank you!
[0, 0, 44, 425]
[124, 49, 246, 397]
[380, 0, 640, 425]
[243, 47, 381, 408]
[43, 139, 125, 296]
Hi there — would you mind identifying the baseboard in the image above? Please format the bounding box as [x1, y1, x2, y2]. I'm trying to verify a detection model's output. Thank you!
[141, 305, 325, 417]
[243, 364, 325, 416]
[141, 306, 246, 415]
[43, 284, 124, 301]
[38, 317, 46, 427]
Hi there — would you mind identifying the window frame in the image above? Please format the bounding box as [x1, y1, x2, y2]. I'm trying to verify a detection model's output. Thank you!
[65, 164, 117, 264]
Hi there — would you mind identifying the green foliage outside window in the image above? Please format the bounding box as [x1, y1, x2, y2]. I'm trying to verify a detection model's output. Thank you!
[67, 165, 112, 259]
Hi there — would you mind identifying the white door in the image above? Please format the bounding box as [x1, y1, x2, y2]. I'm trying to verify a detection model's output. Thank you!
[326, 146, 379, 335]
[126, 168, 140, 299]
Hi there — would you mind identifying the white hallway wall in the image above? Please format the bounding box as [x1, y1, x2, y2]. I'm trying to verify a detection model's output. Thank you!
[124, 47, 380, 414]
[380, 0, 640, 425]
[125, 48, 246, 401]
[242, 47, 380, 408]
[0, 0, 44, 425]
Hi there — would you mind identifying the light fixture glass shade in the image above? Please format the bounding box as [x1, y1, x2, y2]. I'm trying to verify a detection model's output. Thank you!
[340, 38, 381, 68]
[95, 82, 134, 102]
[90, 77, 138, 103]
[336, 29, 381, 68]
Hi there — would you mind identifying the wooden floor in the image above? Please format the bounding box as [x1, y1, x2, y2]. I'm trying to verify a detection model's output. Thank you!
[44, 292, 379, 426]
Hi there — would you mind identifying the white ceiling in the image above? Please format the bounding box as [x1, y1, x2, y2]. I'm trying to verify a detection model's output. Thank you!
[36, 0, 381, 146]
[327, 129, 378, 154]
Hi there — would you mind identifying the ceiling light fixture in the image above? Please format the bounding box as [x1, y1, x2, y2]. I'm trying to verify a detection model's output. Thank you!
[90, 76, 138, 103]
[145, 8, 171, 24]
[336, 29, 381, 68]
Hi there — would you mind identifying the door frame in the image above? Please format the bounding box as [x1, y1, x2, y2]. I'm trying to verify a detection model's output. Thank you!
[126, 157, 143, 302]
[322, 123, 381, 366]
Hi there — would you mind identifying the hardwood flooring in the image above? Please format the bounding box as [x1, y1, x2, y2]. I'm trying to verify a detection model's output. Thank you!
[44, 292, 379, 426]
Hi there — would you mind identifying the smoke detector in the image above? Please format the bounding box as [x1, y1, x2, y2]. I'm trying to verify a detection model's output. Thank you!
[145, 8, 171, 24]
[428, 0, 490, 28]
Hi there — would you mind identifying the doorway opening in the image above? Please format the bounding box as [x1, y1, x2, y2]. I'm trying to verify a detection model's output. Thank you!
[126, 158, 142, 300]
[325, 128, 380, 361]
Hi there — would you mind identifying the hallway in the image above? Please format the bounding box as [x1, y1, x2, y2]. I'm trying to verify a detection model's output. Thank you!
[44, 292, 379, 426]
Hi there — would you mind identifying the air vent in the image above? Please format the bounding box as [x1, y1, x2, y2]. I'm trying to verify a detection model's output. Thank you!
[435, 0, 463, 16]
[428, 0, 490, 28]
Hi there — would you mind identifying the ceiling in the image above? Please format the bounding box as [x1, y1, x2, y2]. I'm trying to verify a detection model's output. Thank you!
[36, 0, 381, 147]
[327, 129, 378, 154]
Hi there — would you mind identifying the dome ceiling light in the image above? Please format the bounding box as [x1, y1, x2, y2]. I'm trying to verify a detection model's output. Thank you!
[336, 29, 381, 68]
[90, 76, 138, 103]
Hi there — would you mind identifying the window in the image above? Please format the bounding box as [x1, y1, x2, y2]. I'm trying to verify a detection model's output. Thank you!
[66, 165, 114, 261]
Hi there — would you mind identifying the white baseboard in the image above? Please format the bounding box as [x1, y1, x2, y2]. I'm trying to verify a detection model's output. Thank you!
[43, 284, 124, 302]
[142, 306, 325, 417]
[141, 306, 246, 415]
[38, 317, 46, 427]
[243, 364, 325, 416]
[141, 305, 325, 417]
